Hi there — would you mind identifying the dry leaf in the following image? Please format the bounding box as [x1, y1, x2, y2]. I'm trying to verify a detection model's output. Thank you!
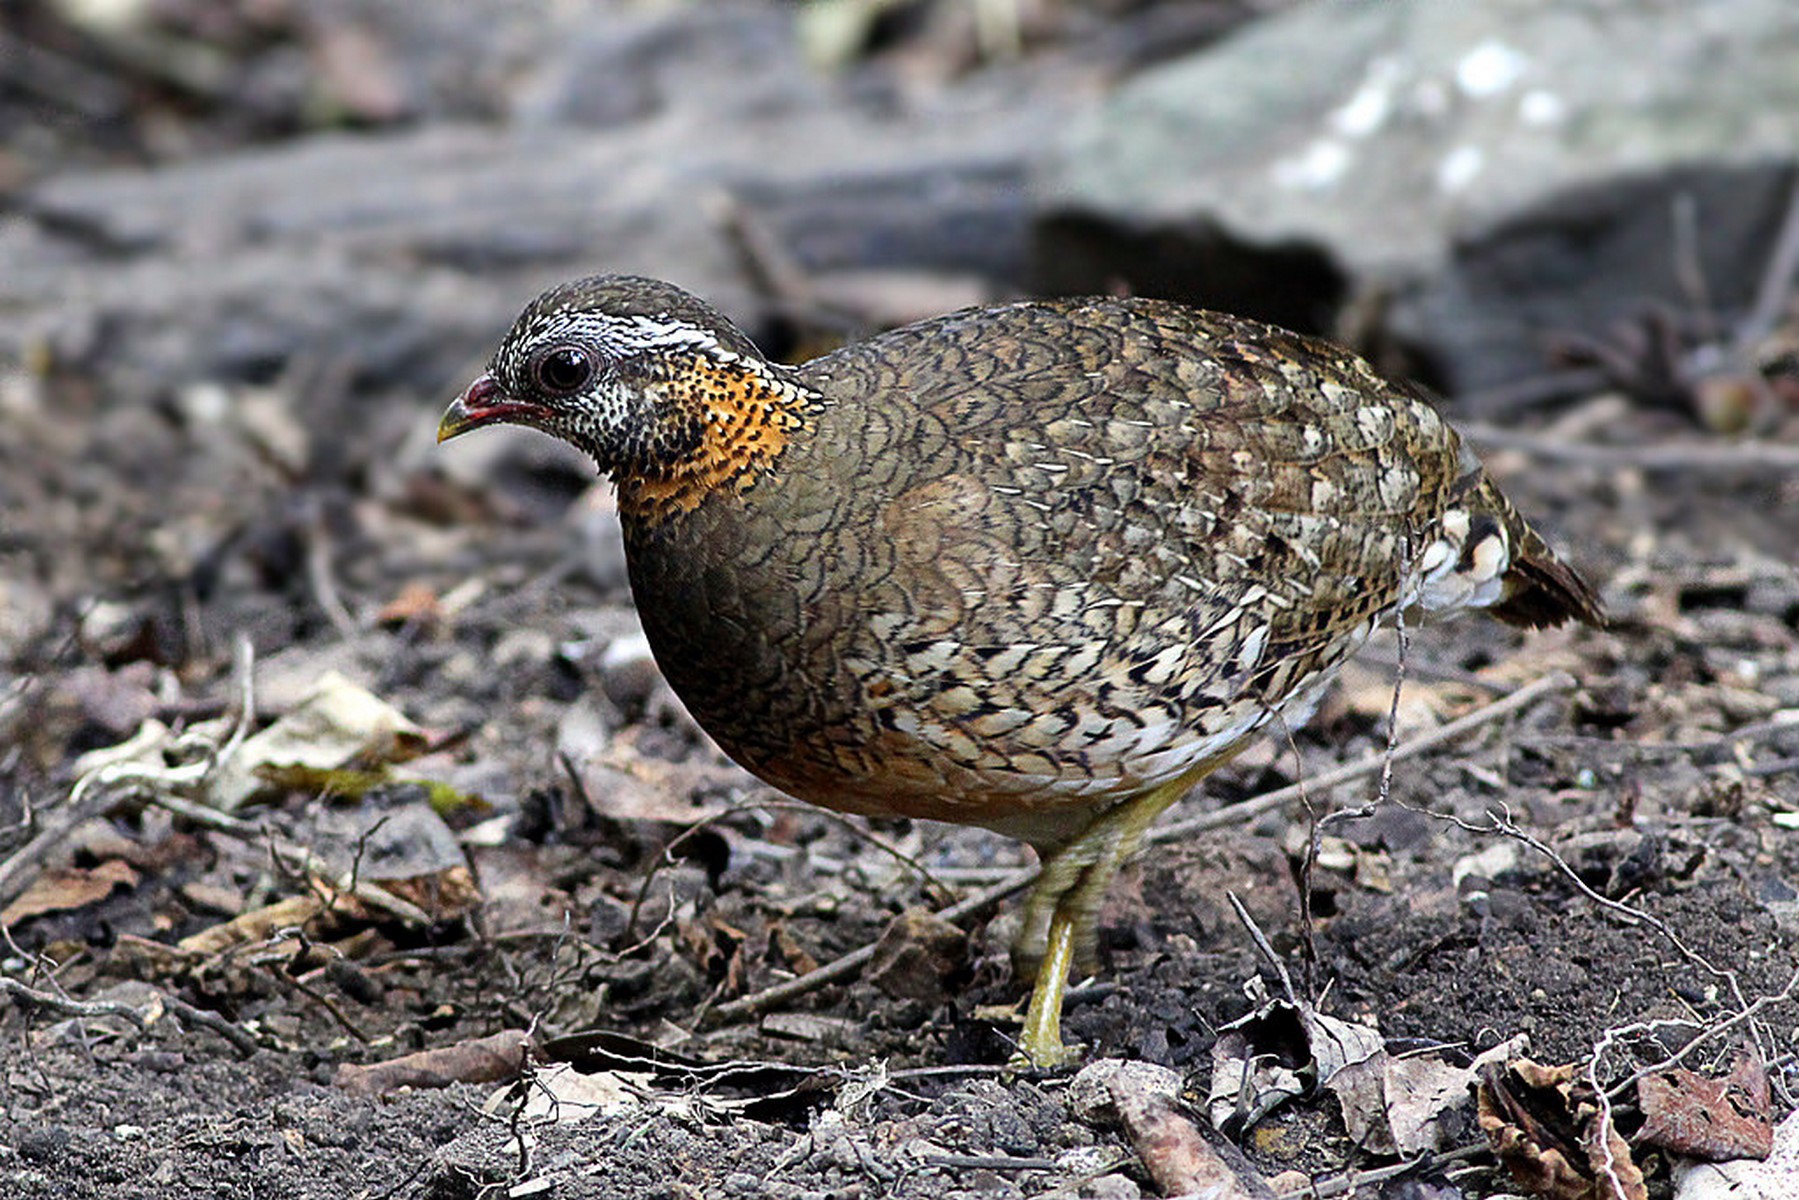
[510, 1063, 646, 1125]
[865, 908, 967, 1003]
[1638, 1052, 1774, 1161]
[1478, 1058, 1646, 1200]
[177, 894, 332, 957]
[1208, 996, 1382, 1133]
[375, 581, 442, 627]
[1, 860, 139, 925]
[1675, 1108, 1799, 1199]
[333, 1029, 533, 1095]
[210, 672, 425, 811]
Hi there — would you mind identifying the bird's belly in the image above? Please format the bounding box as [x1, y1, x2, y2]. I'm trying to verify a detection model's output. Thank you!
[708, 630, 1357, 843]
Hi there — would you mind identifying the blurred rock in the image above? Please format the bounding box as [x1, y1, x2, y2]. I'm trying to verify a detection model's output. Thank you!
[567, 485, 629, 595]
[0, 572, 54, 658]
[597, 632, 661, 715]
[866, 907, 969, 1004]
[1036, 0, 1799, 394]
[3, 32, 1064, 406]
[510, 2, 820, 128]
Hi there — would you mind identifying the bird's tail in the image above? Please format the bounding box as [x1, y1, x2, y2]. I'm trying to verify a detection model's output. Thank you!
[1470, 476, 1606, 630]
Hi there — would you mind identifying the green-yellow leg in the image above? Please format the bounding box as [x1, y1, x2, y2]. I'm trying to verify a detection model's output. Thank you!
[1017, 912, 1079, 1067]
[1011, 767, 1210, 1068]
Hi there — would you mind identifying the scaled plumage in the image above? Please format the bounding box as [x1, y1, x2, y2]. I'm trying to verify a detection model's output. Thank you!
[441, 276, 1602, 1064]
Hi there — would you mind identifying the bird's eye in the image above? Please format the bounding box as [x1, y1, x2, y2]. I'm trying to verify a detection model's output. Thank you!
[533, 346, 592, 395]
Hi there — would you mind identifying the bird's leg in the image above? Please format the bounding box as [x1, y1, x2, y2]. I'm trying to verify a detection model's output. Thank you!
[1011, 767, 1209, 1068]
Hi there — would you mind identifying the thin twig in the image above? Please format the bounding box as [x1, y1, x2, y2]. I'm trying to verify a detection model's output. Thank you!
[163, 994, 261, 1057]
[1227, 892, 1295, 1003]
[0, 768, 128, 911]
[0, 635, 259, 910]
[1454, 366, 1612, 418]
[617, 783, 957, 941]
[1302, 546, 1414, 995]
[707, 672, 1578, 1026]
[1741, 175, 1799, 350]
[305, 499, 359, 640]
[1434, 804, 1747, 1002]
[0, 977, 149, 1028]
[1461, 422, 1799, 472]
[1422, 793, 1784, 1200]
[706, 861, 1035, 1025]
[1596, 964, 1799, 1102]
[1275, 1143, 1486, 1200]
[1670, 192, 1720, 346]
[263, 962, 371, 1043]
[1533, 709, 1799, 761]
[1152, 671, 1578, 844]
[271, 838, 434, 927]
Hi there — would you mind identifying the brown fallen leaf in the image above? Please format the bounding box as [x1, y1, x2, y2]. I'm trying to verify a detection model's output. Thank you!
[177, 893, 337, 957]
[333, 1029, 535, 1096]
[768, 921, 821, 978]
[1478, 1058, 1646, 1200]
[375, 581, 442, 627]
[865, 908, 967, 1004]
[0, 859, 139, 926]
[370, 864, 483, 923]
[1071, 1059, 1269, 1200]
[1638, 1051, 1774, 1162]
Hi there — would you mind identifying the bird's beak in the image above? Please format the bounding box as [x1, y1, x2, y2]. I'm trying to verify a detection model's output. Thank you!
[437, 375, 544, 443]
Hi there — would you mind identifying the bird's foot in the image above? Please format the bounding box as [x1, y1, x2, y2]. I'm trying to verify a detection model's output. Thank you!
[1008, 1026, 1084, 1071]
[1008, 914, 1084, 1070]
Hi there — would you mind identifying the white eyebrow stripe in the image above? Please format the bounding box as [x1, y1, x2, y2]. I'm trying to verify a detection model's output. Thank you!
[524, 311, 728, 359]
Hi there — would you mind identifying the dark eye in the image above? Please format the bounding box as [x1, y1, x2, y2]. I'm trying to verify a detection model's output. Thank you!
[533, 345, 592, 395]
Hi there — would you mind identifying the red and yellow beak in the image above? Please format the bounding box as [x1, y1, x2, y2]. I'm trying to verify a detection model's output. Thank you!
[437, 375, 550, 443]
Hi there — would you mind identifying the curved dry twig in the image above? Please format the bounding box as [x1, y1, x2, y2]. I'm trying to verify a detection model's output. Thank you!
[706, 672, 1579, 1026]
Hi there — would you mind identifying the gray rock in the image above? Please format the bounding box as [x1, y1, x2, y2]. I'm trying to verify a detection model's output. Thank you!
[596, 632, 661, 714]
[1036, 0, 1799, 394]
[567, 483, 630, 594]
[510, 2, 821, 128]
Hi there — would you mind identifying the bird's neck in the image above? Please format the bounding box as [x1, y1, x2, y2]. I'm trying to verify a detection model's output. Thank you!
[615, 353, 820, 527]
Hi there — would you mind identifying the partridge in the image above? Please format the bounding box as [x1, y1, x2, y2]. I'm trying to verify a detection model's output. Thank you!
[439, 276, 1602, 1065]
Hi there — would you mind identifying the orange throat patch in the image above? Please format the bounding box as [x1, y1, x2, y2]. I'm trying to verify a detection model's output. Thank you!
[616, 354, 816, 526]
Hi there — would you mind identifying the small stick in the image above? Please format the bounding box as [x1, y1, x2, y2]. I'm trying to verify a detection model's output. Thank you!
[1152, 670, 1577, 843]
[1461, 423, 1799, 472]
[707, 672, 1577, 1025]
[1740, 176, 1799, 350]
[0, 635, 258, 910]
[305, 501, 360, 640]
[0, 976, 148, 1028]
[706, 863, 1031, 1024]
[0, 771, 126, 911]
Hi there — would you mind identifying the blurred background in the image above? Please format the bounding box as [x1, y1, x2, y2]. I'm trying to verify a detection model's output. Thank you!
[6, 0, 1796, 714]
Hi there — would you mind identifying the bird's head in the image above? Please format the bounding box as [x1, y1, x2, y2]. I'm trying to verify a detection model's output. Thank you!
[439, 277, 810, 516]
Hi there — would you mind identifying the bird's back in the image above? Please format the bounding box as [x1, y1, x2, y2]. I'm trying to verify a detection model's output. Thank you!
[620, 296, 1595, 842]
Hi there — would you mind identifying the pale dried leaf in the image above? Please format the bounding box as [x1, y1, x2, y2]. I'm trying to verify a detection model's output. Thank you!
[210, 671, 425, 811]
[0, 859, 139, 925]
[515, 1063, 646, 1125]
